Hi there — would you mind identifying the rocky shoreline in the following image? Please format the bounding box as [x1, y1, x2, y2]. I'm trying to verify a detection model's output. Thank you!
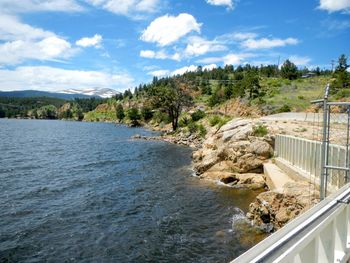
[134, 117, 319, 232]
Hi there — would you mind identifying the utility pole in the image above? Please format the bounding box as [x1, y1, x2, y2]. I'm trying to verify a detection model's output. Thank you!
[331, 60, 335, 72]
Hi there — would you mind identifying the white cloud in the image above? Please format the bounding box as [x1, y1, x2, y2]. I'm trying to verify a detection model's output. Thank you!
[319, 0, 350, 13]
[203, 64, 218, 70]
[148, 64, 218, 78]
[196, 56, 223, 64]
[140, 49, 180, 61]
[230, 32, 258, 41]
[172, 65, 198, 75]
[0, 15, 53, 41]
[0, 0, 83, 14]
[288, 55, 311, 66]
[0, 15, 76, 65]
[148, 69, 170, 77]
[76, 34, 103, 48]
[0, 37, 75, 65]
[140, 13, 201, 46]
[0, 66, 134, 92]
[206, 0, 234, 9]
[242, 37, 299, 49]
[197, 53, 255, 66]
[85, 0, 160, 18]
[185, 36, 227, 56]
[223, 53, 255, 65]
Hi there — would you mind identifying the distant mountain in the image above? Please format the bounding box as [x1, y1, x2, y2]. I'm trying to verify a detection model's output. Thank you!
[0, 88, 119, 100]
[60, 88, 119, 99]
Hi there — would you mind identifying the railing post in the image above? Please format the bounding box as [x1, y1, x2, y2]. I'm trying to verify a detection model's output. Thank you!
[320, 84, 330, 200]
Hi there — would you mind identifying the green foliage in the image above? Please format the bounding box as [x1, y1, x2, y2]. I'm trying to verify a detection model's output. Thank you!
[0, 96, 66, 118]
[148, 79, 192, 130]
[152, 110, 171, 124]
[198, 124, 207, 138]
[252, 124, 268, 137]
[335, 89, 350, 99]
[332, 54, 350, 95]
[187, 121, 198, 133]
[74, 97, 106, 112]
[116, 104, 125, 121]
[191, 109, 206, 121]
[281, 59, 299, 80]
[208, 86, 225, 107]
[277, 104, 292, 113]
[36, 105, 58, 119]
[141, 107, 153, 121]
[186, 122, 207, 137]
[200, 80, 211, 95]
[209, 115, 229, 128]
[178, 116, 190, 127]
[243, 72, 262, 100]
[128, 107, 141, 122]
[59, 108, 73, 119]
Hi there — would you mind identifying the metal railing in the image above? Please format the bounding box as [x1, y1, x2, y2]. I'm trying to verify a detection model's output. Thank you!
[275, 134, 347, 190]
[231, 183, 350, 263]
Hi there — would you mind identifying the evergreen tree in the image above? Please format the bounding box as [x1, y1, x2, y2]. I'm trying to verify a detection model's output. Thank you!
[148, 80, 192, 130]
[127, 107, 141, 126]
[116, 104, 125, 122]
[281, 59, 299, 80]
[332, 54, 349, 94]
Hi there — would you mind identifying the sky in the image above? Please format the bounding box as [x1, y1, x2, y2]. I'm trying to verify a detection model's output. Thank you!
[0, 0, 349, 92]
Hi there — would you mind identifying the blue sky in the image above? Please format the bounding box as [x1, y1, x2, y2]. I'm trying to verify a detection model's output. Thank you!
[0, 0, 349, 92]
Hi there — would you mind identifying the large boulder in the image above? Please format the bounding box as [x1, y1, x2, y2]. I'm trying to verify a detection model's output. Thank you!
[200, 170, 266, 190]
[246, 182, 319, 231]
[218, 119, 253, 142]
[247, 140, 274, 159]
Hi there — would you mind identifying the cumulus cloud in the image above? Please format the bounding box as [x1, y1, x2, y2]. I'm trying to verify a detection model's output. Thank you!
[0, 15, 76, 65]
[206, 0, 234, 9]
[0, 66, 135, 92]
[140, 49, 180, 61]
[76, 34, 102, 48]
[197, 53, 254, 66]
[223, 53, 256, 65]
[172, 65, 199, 75]
[148, 64, 218, 78]
[203, 64, 218, 70]
[319, 0, 350, 13]
[242, 37, 299, 49]
[85, 0, 161, 19]
[140, 13, 201, 46]
[147, 69, 170, 77]
[0, 0, 83, 14]
[288, 55, 311, 66]
[185, 36, 227, 56]
[0, 15, 53, 41]
[0, 36, 75, 65]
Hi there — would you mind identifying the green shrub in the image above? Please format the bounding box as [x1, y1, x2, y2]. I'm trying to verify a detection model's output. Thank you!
[209, 115, 221, 126]
[191, 109, 206, 121]
[252, 124, 268, 137]
[141, 107, 153, 121]
[198, 124, 207, 138]
[187, 121, 198, 134]
[209, 115, 230, 128]
[178, 116, 190, 127]
[335, 89, 350, 99]
[298, 95, 305, 100]
[277, 104, 291, 113]
[152, 111, 170, 124]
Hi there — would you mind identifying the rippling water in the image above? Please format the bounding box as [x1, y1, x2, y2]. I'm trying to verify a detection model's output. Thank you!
[0, 119, 264, 262]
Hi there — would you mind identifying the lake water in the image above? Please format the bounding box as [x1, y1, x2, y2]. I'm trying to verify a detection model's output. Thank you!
[0, 119, 264, 262]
